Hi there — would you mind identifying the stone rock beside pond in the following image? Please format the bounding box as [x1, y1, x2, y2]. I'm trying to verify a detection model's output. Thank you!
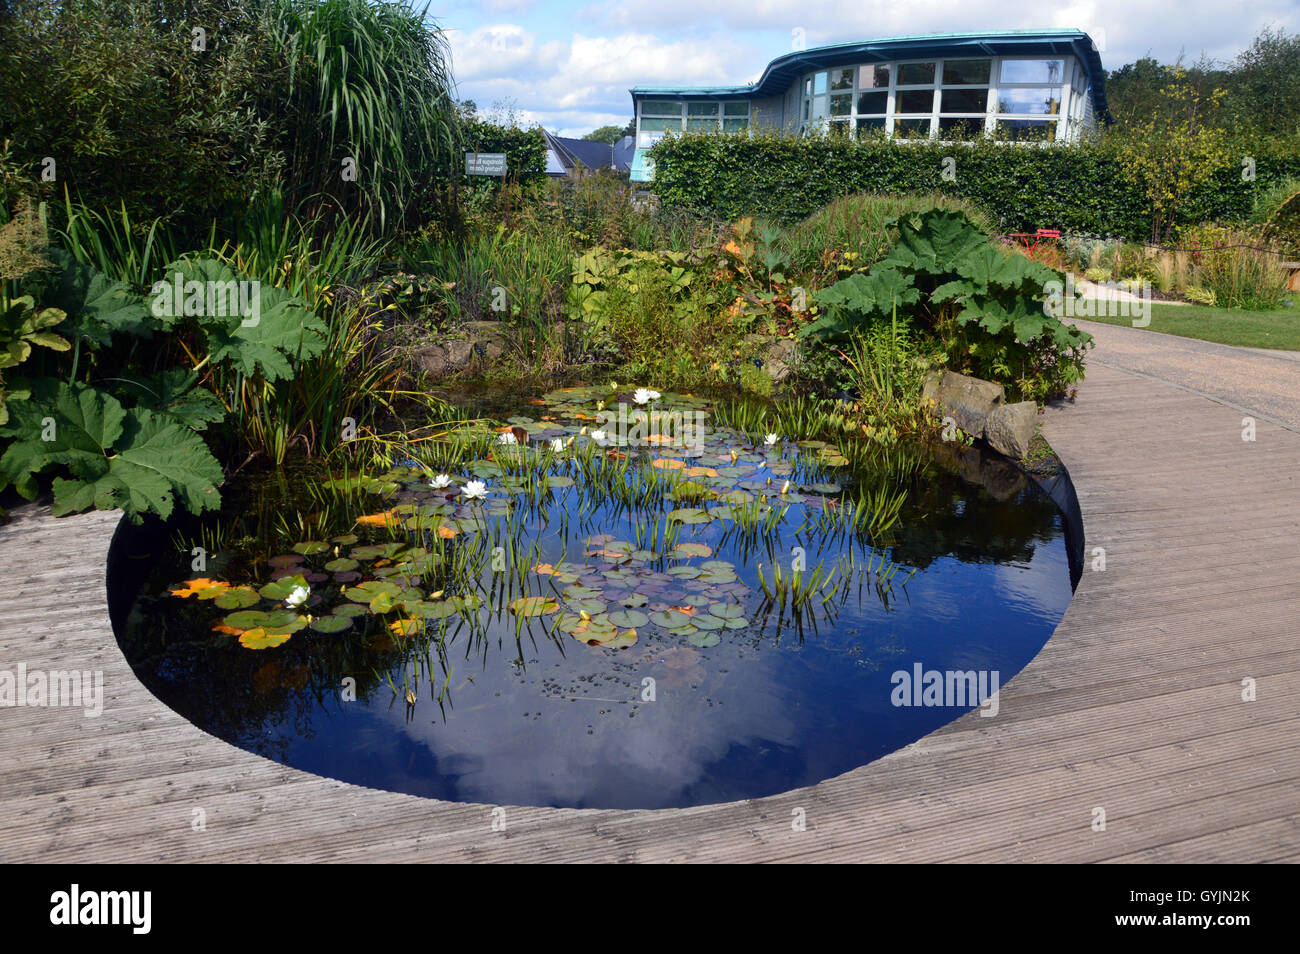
[985, 400, 1039, 461]
[921, 370, 1005, 439]
[742, 334, 800, 387]
[413, 321, 513, 380]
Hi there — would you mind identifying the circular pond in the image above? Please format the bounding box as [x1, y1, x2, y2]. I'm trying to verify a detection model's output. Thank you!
[110, 387, 1078, 809]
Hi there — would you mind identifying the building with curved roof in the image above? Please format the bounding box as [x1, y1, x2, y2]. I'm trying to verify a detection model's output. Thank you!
[628, 29, 1109, 180]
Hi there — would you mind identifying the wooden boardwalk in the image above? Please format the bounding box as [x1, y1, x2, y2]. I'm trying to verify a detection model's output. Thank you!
[2, 329, 1298, 862]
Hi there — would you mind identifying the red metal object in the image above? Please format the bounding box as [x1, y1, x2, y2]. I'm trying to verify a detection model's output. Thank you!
[1006, 228, 1061, 253]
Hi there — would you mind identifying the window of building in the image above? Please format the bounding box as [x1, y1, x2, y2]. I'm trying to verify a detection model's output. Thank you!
[999, 58, 1064, 85]
[897, 61, 936, 85]
[686, 102, 718, 131]
[792, 53, 1078, 142]
[942, 59, 991, 85]
[860, 64, 890, 89]
[996, 88, 1061, 115]
[722, 101, 750, 132]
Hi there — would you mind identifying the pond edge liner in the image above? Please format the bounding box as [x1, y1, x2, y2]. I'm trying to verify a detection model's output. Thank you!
[1027, 461, 1085, 591]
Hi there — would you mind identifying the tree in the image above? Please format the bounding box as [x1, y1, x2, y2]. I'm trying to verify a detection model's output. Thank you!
[1224, 27, 1300, 136]
[583, 125, 629, 144]
[1111, 70, 1230, 241]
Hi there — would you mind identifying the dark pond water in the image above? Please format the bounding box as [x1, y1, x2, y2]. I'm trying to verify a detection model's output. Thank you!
[110, 388, 1078, 810]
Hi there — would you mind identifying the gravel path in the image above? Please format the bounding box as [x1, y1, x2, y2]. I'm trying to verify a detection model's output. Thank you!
[1070, 318, 1300, 431]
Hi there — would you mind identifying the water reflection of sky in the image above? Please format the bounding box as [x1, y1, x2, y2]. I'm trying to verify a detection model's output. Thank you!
[272, 516, 1071, 809]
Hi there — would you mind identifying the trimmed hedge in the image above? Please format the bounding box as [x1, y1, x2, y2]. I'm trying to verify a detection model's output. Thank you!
[649, 132, 1300, 238]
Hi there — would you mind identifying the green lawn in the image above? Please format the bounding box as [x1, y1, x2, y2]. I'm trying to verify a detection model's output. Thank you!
[1077, 303, 1300, 350]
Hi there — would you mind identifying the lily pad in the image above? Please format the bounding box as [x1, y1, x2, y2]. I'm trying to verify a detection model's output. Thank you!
[509, 596, 560, 617]
[606, 609, 649, 628]
[214, 586, 260, 609]
[687, 631, 721, 648]
[671, 542, 713, 558]
[309, 615, 352, 633]
[292, 541, 331, 555]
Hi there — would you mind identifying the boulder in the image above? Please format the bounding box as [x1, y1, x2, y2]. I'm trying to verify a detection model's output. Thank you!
[985, 400, 1038, 460]
[412, 321, 513, 380]
[923, 370, 1005, 439]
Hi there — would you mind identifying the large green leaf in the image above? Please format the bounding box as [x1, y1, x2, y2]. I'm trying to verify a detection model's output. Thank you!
[163, 258, 327, 382]
[883, 209, 989, 276]
[49, 250, 155, 345]
[114, 368, 226, 431]
[0, 381, 222, 520]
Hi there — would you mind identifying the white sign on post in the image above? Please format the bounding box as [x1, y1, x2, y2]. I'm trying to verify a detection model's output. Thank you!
[465, 152, 508, 177]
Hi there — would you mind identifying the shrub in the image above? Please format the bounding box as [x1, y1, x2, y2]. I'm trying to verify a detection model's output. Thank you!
[803, 208, 1092, 402]
[778, 192, 993, 285]
[649, 130, 1300, 241]
[1182, 224, 1289, 309]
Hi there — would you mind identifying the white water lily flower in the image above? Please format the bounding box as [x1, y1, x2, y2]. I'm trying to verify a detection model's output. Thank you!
[461, 479, 488, 500]
[429, 473, 451, 489]
[590, 429, 607, 443]
[285, 585, 310, 607]
[764, 433, 778, 446]
[633, 388, 662, 405]
[550, 438, 565, 452]
[498, 431, 517, 445]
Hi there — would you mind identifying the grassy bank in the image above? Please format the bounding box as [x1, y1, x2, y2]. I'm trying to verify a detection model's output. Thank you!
[1077, 303, 1300, 350]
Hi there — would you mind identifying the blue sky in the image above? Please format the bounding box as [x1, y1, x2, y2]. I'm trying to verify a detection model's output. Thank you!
[435, 1, 1300, 137]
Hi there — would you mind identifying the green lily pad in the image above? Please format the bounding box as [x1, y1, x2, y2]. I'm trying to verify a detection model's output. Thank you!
[708, 602, 745, 619]
[324, 557, 360, 572]
[650, 610, 691, 629]
[606, 609, 649, 628]
[292, 541, 331, 555]
[309, 615, 352, 633]
[666, 507, 711, 525]
[214, 586, 260, 609]
[687, 631, 720, 648]
[331, 602, 369, 617]
[259, 575, 310, 601]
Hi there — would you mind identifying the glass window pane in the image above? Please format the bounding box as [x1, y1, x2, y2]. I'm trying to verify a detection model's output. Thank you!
[685, 117, 716, 131]
[859, 64, 890, 88]
[639, 117, 679, 132]
[723, 102, 749, 116]
[898, 62, 935, 85]
[1000, 59, 1064, 85]
[687, 102, 718, 116]
[855, 117, 886, 135]
[802, 99, 809, 120]
[813, 72, 828, 94]
[830, 68, 854, 91]
[641, 100, 681, 116]
[811, 95, 828, 120]
[940, 88, 988, 112]
[938, 116, 984, 140]
[996, 88, 1061, 114]
[856, 90, 888, 114]
[830, 93, 852, 116]
[894, 118, 932, 138]
[722, 117, 748, 132]
[942, 59, 991, 85]
[995, 119, 1057, 141]
[828, 120, 851, 139]
[896, 89, 935, 113]
[804, 77, 813, 96]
